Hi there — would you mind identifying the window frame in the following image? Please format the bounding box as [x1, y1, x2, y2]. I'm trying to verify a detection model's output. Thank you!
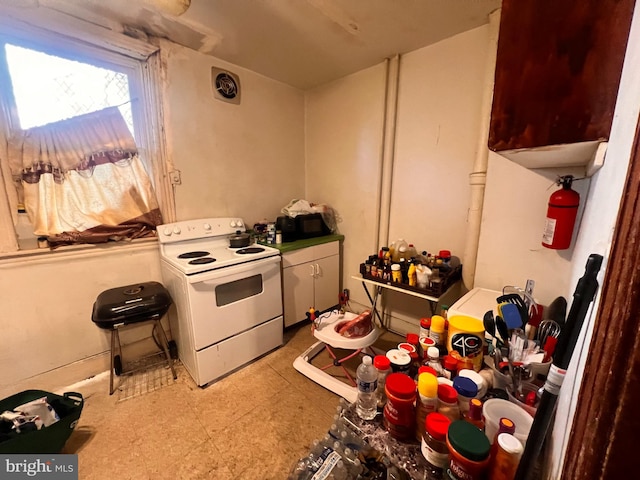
[0, 16, 174, 254]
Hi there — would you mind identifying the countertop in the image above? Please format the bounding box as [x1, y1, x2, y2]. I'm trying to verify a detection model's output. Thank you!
[259, 234, 344, 254]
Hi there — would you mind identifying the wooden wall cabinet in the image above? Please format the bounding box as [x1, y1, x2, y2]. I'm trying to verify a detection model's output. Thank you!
[282, 241, 340, 328]
[488, 0, 635, 169]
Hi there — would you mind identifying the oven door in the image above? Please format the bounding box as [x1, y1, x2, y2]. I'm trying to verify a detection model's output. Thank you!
[185, 255, 282, 350]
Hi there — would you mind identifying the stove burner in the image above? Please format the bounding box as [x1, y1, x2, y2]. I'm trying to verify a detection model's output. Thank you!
[178, 251, 210, 259]
[189, 257, 216, 265]
[236, 247, 265, 254]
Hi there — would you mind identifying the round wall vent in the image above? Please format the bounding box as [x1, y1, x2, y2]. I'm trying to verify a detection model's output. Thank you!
[211, 67, 241, 104]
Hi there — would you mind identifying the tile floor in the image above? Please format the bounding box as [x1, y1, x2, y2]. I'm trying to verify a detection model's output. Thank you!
[60, 320, 403, 479]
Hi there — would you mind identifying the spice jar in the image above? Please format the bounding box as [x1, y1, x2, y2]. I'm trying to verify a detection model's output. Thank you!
[386, 349, 412, 375]
[421, 412, 451, 479]
[373, 355, 391, 410]
[446, 420, 491, 480]
[437, 384, 460, 422]
[487, 433, 523, 480]
[383, 373, 416, 441]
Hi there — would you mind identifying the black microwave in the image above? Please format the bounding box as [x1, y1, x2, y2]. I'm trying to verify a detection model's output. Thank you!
[295, 213, 331, 239]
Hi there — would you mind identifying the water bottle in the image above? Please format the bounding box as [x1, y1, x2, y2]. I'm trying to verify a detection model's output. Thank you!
[356, 355, 378, 420]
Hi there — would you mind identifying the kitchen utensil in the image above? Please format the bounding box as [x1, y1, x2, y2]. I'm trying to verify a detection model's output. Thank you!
[537, 319, 561, 348]
[495, 315, 510, 350]
[497, 292, 529, 326]
[229, 231, 251, 248]
[515, 254, 603, 480]
[483, 310, 503, 366]
[499, 302, 524, 330]
[545, 296, 568, 328]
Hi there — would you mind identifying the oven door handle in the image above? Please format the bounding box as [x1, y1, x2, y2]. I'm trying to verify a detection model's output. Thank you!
[186, 255, 281, 283]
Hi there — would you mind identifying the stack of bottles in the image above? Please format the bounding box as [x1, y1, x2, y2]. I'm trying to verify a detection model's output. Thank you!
[288, 400, 405, 480]
[345, 309, 525, 480]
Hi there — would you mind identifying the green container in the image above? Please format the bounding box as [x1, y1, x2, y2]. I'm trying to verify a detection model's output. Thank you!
[0, 390, 84, 454]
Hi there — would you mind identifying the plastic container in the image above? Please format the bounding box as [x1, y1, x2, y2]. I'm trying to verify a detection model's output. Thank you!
[356, 356, 378, 420]
[452, 376, 478, 414]
[421, 412, 451, 478]
[463, 398, 485, 431]
[457, 368, 487, 399]
[437, 383, 460, 422]
[446, 315, 485, 372]
[443, 355, 458, 380]
[429, 315, 446, 348]
[487, 433, 524, 480]
[483, 399, 533, 445]
[386, 349, 411, 375]
[446, 420, 491, 480]
[506, 382, 539, 417]
[419, 317, 431, 341]
[415, 372, 439, 441]
[373, 355, 391, 410]
[383, 373, 417, 441]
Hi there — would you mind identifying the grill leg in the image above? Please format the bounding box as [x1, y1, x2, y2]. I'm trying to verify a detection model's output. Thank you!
[153, 319, 177, 380]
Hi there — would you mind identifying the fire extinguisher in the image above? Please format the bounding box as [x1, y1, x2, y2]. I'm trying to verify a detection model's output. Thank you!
[542, 175, 580, 250]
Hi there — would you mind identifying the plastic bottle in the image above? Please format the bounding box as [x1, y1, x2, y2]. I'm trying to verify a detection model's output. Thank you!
[373, 355, 391, 410]
[408, 262, 417, 286]
[419, 317, 431, 341]
[452, 376, 478, 415]
[429, 315, 446, 349]
[391, 264, 402, 282]
[442, 355, 458, 380]
[421, 412, 451, 480]
[437, 383, 460, 422]
[356, 356, 378, 420]
[463, 398, 485, 431]
[487, 433, 523, 480]
[415, 372, 439, 441]
[426, 346, 444, 376]
[406, 243, 418, 260]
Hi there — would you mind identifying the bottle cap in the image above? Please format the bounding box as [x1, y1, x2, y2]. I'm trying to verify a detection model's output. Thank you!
[418, 372, 438, 398]
[443, 355, 458, 371]
[362, 355, 372, 366]
[430, 315, 445, 332]
[425, 412, 451, 441]
[420, 317, 432, 328]
[391, 264, 401, 271]
[497, 433, 523, 456]
[427, 346, 440, 360]
[437, 384, 458, 404]
[453, 376, 478, 398]
[447, 420, 491, 462]
[497, 417, 516, 435]
[385, 373, 417, 399]
[373, 355, 391, 371]
[406, 333, 419, 345]
[419, 366, 439, 377]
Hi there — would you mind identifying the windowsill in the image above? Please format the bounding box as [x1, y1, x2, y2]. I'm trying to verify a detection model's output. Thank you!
[0, 236, 159, 263]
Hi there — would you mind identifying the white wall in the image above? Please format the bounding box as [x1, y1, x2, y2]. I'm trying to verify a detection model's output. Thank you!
[306, 26, 492, 332]
[160, 40, 306, 226]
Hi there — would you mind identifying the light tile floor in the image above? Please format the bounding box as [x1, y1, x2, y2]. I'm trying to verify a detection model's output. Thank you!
[61, 321, 403, 479]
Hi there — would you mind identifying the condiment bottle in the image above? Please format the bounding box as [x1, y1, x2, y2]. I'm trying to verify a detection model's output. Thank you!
[419, 317, 431, 342]
[408, 261, 417, 286]
[446, 420, 491, 480]
[373, 355, 391, 410]
[452, 376, 478, 415]
[436, 384, 460, 422]
[415, 372, 439, 441]
[429, 315, 446, 349]
[383, 373, 417, 441]
[391, 264, 402, 282]
[487, 433, 523, 480]
[426, 346, 444, 376]
[421, 412, 451, 479]
[463, 398, 485, 431]
[442, 355, 458, 380]
[493, 417, 516, 444]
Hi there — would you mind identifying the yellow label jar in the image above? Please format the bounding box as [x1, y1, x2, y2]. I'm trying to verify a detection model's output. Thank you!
[446, 315, 485, 372]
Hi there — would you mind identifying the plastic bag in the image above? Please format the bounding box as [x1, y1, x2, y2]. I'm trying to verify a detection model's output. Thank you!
[281, 199, 339, 233]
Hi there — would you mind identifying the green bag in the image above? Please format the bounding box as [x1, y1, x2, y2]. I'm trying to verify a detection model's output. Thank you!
[0, 390, 84, 454]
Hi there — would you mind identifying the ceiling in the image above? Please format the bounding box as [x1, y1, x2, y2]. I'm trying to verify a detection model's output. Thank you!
[2, 0, 501, 90]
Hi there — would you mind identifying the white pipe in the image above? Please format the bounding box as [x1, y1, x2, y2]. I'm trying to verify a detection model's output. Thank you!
[375, 55, 400, 252]
[462, 9, 501, 288]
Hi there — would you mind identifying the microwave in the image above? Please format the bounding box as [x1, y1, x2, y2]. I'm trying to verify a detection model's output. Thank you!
[295, 213, 331, 239]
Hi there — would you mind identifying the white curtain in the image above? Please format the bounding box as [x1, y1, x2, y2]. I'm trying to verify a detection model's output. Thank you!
[6, 106, 161, 247]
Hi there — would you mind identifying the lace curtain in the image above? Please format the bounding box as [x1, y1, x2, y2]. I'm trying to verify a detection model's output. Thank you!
[6, 106, 162, 247]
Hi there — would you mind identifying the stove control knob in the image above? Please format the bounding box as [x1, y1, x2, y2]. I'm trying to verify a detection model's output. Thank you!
[173, 226, 181, 235]
[203, 223, 212, 231]
[163, 228, 172, 237]
[230, 220, 238, 228]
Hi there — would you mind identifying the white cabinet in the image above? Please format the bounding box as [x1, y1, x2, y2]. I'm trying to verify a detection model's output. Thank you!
[282, 241, 340, 328]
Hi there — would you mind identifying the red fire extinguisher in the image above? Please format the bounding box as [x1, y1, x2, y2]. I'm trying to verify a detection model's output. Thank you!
[542, 175, 580, 250]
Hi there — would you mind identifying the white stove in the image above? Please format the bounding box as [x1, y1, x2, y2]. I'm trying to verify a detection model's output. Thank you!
[158, 217, 280, 275]
[157, 217, 283, 387]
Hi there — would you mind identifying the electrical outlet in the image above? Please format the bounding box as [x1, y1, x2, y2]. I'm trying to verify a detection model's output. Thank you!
[169, 170, 182, 185]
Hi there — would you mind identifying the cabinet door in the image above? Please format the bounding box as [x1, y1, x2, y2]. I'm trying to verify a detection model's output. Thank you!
[283, 261, 315, 328]
[313, 254, 340, 313]
[488, 0, 634, 152]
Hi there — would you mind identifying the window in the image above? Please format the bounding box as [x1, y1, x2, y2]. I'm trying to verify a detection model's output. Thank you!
[0, 20, 172, 253]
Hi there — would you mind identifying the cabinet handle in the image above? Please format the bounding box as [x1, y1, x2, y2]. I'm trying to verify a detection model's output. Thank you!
[315, 263, 320, 277]
[310, 264, 315, 277]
